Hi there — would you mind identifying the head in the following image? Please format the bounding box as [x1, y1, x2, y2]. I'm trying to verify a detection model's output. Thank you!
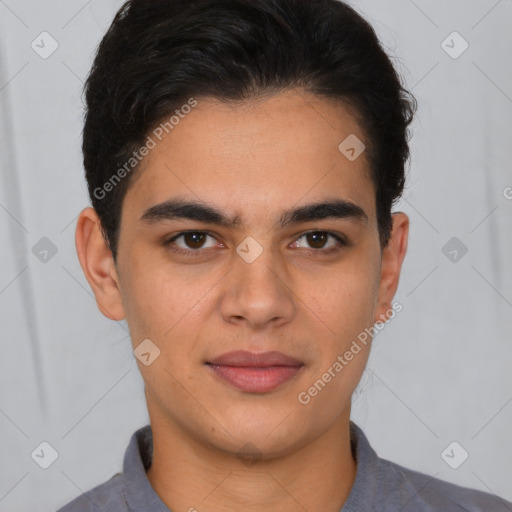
[77, 0, 415, 459]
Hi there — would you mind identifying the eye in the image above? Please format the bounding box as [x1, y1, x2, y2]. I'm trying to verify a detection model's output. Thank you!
[164, 231, 220, 255]
[291, 231, 346, 252]
[164, 230, 347, 257]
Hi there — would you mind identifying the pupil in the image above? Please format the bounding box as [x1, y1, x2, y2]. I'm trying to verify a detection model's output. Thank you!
[186, 232, 205, 248]
[308, 232, 326, 248]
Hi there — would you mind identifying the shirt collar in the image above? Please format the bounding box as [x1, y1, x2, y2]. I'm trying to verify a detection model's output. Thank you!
[341, 421, 383, 511]
[122, 421, 382, 511]
[122, 424, 171, 511]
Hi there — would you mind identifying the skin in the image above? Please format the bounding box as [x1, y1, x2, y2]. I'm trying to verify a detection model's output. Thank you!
[76, 88, 408, 512]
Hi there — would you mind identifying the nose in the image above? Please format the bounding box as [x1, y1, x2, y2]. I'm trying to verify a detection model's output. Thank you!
[219, 242, 296, 330]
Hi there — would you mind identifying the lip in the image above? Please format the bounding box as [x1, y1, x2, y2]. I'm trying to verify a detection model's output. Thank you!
[206, 350, 304, 393]
[207, 350, 303, 367]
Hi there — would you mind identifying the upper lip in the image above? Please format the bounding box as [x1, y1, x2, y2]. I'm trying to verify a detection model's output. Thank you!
[206, 350, 303, 367]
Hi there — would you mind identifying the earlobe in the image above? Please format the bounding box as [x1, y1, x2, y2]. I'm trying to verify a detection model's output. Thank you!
[75, 207, 126, 321]
[373, 212, 409, 324]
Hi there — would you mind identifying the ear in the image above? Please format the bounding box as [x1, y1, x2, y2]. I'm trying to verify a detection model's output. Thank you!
[75, 207, 126, 321]
[373, 212, 409, 324]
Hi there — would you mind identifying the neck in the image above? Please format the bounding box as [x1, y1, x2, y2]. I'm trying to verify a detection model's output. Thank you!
[146, 412, 357, 512]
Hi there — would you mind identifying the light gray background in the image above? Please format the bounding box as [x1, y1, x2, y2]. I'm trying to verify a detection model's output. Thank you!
[0, 1, 511, 511]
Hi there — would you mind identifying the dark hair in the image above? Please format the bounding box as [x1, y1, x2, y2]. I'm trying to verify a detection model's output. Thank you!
[82, 0, 416, 260]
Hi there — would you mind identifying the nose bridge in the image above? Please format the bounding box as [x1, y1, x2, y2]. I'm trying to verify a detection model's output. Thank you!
[237, 246, 279, 292]
[220, 236, 295, 327]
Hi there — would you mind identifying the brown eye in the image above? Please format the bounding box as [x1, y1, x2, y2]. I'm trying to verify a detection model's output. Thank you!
[165, 231, 219, 255]
[182, 232, 208, 249]
[292, 231, 346, 251]
[306, 232, 328, 249]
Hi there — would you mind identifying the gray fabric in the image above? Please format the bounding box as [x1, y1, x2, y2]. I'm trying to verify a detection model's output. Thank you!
[55, 422, 512, 511]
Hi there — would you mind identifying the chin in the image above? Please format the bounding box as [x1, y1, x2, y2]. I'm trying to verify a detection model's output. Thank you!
[211, 412, 315, 459]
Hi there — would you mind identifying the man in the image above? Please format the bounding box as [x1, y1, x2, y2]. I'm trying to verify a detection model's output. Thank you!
[57, 0, 511, 510]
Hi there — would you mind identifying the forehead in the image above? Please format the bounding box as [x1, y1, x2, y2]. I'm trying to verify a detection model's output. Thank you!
[122, 89, 376, 227]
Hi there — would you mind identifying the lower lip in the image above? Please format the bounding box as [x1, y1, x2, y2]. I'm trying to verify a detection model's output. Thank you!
[207, 365, 303, 393]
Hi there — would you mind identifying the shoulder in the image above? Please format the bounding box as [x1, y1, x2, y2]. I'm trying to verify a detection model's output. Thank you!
[55, 472, 126, 512]
[55, 424, 155, 511]
[381, 457, 512, 512]
[347, 422, 511, 512]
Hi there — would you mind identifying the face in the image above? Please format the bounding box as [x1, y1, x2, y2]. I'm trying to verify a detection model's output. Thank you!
[77, 88, 408, 459]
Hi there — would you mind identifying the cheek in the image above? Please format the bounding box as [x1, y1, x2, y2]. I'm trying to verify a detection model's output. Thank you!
[117, 253, 176, 341]
[122, 268, 209, 399]
[120, 260, 216, 364]
[302, 259, 380, 339]
[296, 269, 376, 418]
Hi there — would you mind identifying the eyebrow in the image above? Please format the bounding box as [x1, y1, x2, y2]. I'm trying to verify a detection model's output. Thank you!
[139, 197, 368, 229]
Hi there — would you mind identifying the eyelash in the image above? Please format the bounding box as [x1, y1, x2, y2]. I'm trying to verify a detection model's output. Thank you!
[163, 230, 347, 257]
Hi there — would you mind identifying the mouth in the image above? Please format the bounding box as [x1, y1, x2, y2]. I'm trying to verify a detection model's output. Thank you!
[205, 350, 305, 393]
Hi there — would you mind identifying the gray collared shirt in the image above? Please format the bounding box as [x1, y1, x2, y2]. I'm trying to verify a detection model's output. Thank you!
[56, 422, 512, 511]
